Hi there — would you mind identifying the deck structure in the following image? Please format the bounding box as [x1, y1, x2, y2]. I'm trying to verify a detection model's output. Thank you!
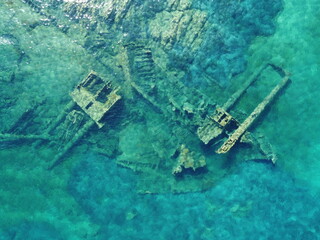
[70, 72, 121, 128]
[197, 64, 290, 162]
[47, 72, 121, 169]
[216, 73, 290, 154]
[197, 65, 267, 144]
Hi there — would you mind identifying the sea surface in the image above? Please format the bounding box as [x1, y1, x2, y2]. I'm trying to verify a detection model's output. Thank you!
[0, 0, 320, 239]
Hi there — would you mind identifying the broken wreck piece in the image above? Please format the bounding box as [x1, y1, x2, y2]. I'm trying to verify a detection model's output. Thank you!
[70, 71, 121, 128]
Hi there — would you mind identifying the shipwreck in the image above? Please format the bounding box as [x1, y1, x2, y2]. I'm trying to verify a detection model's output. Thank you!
[0, 0, 291, 194]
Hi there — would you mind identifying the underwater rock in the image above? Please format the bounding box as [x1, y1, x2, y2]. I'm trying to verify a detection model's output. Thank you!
[0, 34, 21, 83]
[21, 0, 283, 88]
[149, 8, 207, 52]
[63, 0, 133, 26]
[189, 0, 283, 86]
[148, 0, 284, 86]
[167, 0, 192, 11]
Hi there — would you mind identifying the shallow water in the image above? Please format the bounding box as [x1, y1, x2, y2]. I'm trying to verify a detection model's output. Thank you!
[0, 0, 319, 239]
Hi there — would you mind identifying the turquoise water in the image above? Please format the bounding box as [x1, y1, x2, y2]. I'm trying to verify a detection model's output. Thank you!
[0, 0, 320, 239]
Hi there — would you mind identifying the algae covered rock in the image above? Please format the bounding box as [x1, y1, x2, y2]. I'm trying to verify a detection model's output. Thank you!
[0, 34, 21, 82]
[149, 9, 207, 52]
[63, 0, 133, 25]
[148, 0, 283, 86]
[166, 0, 192, 10]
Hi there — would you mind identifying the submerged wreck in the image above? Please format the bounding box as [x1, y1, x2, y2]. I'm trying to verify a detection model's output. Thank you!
[0, 62, 290, 193]
[0, 0, 289, 193]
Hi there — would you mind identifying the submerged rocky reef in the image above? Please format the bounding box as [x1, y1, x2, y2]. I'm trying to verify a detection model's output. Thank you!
[17, 0, 283, 86]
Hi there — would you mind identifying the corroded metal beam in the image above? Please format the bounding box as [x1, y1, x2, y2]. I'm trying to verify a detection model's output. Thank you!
[216, 73, 290, 154]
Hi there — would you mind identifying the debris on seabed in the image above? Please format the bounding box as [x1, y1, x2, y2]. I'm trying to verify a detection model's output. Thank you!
[172, 144, 206, 175]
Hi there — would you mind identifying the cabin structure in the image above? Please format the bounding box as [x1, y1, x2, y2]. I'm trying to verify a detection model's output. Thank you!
[70, 71, 121, 129]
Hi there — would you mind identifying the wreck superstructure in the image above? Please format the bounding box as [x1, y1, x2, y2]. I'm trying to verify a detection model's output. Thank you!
[70, 71, 121, 129]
